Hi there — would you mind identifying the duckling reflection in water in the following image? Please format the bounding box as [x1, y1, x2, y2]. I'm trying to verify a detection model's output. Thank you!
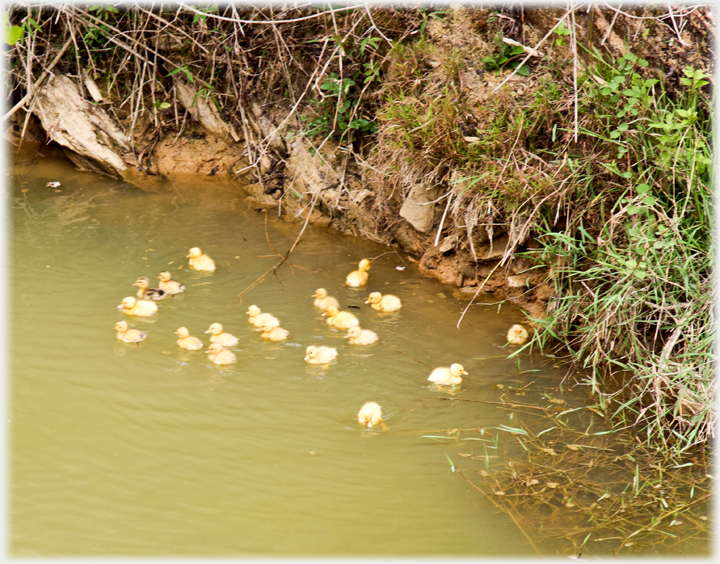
[345, 258, 370, 287]
[175, 327, 203, 350]
[205, 323, 239, 347]
[304, 345, 337, 365]
[365, 291, 402, 312]
[118, 296, 158, 317]
[506, 324, 529, 345]
[345, 326, 378, 345]
[357, 401, 383, 428]
[132, 276, 166, 300]
[246, 305, 280, 329]
[114, 320, 146, 344]
[206, 343, 237, 365]
[157, 271, 185, 294]
[428, 363, 467, 388]
[312, 288, 339, 310]
[323, 305, 359, 329]
[260, 323, 290, 342]
[187, 247, 216, 272]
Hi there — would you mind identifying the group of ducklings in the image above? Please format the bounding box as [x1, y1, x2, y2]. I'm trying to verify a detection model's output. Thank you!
[115, 252, 529, 431]
[114, 247, 229, 364]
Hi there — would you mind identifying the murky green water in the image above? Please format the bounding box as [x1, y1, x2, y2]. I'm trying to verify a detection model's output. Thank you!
[8, 150, 709, 556]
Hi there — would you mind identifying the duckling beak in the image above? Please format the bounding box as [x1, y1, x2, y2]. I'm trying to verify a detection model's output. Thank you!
[204, 329, 211, 333]
[117, 304, 124, 310]
[364, 299, 371, 304]
[132, 282, 140, 287]
[462, 370, 468, 375]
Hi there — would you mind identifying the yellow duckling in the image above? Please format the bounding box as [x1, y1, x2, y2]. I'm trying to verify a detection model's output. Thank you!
[365, 292, 402, 312]
[205, 323, 239, 347]
[428, 363, 468, 387]
[118, 296, 158, 317]
[187, 247, 216, 272]
[345, 326, 379, 345]
[114, 320, 146, 343]
[157, 271, 185, 294]
[206, 343, 237, 365]
[357, 402, 383, 428]
[304, 345, 337, 365]
[132, 276, 166, 300]
[507, 324, 529, 345]
[323, 305, 359, 329]
[246, 305, 280, 329]
[312, 288, 340, 310]
[175, 327, 203, 350]
[260, 324, 290, 342]
[345, 258, 370, 287]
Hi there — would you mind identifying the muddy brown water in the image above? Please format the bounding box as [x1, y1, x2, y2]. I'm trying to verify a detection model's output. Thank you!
[8, 149, 709, 556]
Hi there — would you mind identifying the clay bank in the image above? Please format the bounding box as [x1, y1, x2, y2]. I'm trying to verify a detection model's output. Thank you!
[5, 4, 713, 455]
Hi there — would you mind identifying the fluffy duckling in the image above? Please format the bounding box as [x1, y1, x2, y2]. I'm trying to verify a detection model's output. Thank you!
[323, 305, 359, 329]
[304, 345, 337, 365]
[157, 271, 185, 294]
[118, 296, 158, 317]
[114, 320, 146, 343]
[206, 343, 237, 365]
[507, 324, 529, 345]
[246, 305, 280, 329]
[205, 323, 239, 347]
[132, 276, 166, 300]
[428, 363, 468, 387]
[187, 247, 216, 272]
[175, 327, 203, 350]
[345, 326, 379, 345]
[312, 288, 340, 310]
[345, 258, 371, 287]
[260, 324, 290, 342]
[357, 402, 383, 428]
[365, 292, 402, 312]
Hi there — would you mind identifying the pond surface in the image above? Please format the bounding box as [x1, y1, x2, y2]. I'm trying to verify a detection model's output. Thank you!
[8, 148, 710, 557]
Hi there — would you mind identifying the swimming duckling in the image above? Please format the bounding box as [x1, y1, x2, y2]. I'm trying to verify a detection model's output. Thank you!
[304, 345, 337, 365]
[428, 363, 467, 387]
[157, 271, 185, 294]
[345, 326, 379, 345]
[187, 247, 216, 272]
[260, 324, 290, 342]
[206, 343, 237, 365]
[175, 327, 203, 350]
[357, 402, 383, 428]
[323, 305, 359, 329]
[205, 323, 239, 347]
[246, 305, 280, 329]
[507, 324, 529, 345]
[365, 292, 402, 312]
[312, 288, 340, 310]
[118, 296, 158, 317]
[345, 258, 370, 287]
[132, 277, 166, 300]
[114, 320, 147, 343]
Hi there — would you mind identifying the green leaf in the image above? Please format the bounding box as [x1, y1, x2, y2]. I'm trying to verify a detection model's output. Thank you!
[642, 195, 657, 206]
[627, 205, 641, 215]
[516, 64, 530, 77]
[5, 24, 22, 45]
[635, 183, 651, 194]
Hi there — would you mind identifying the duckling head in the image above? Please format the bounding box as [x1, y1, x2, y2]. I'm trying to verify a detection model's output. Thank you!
[187, 247, 202, 258]
[132, 277, 150, 289]
[114, 320, 129, 332]
[176, 327, 190, 338]
[313, 288, 328, 299]
[323, 305, 339, 317]
[206, 343, 225, 354]
[450, 363, 468, 377]
[365, 292, 382, 305]
[304, 345, 318, 361]
[507, 324, 529, 345]
[205, 323, 223, 335]
[158, 271, 172, 282]
[345, 326, 361, 339]
[246, 305, 261, 316]
[359, 258, 371, 272]
[119, 297, 137, 310]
